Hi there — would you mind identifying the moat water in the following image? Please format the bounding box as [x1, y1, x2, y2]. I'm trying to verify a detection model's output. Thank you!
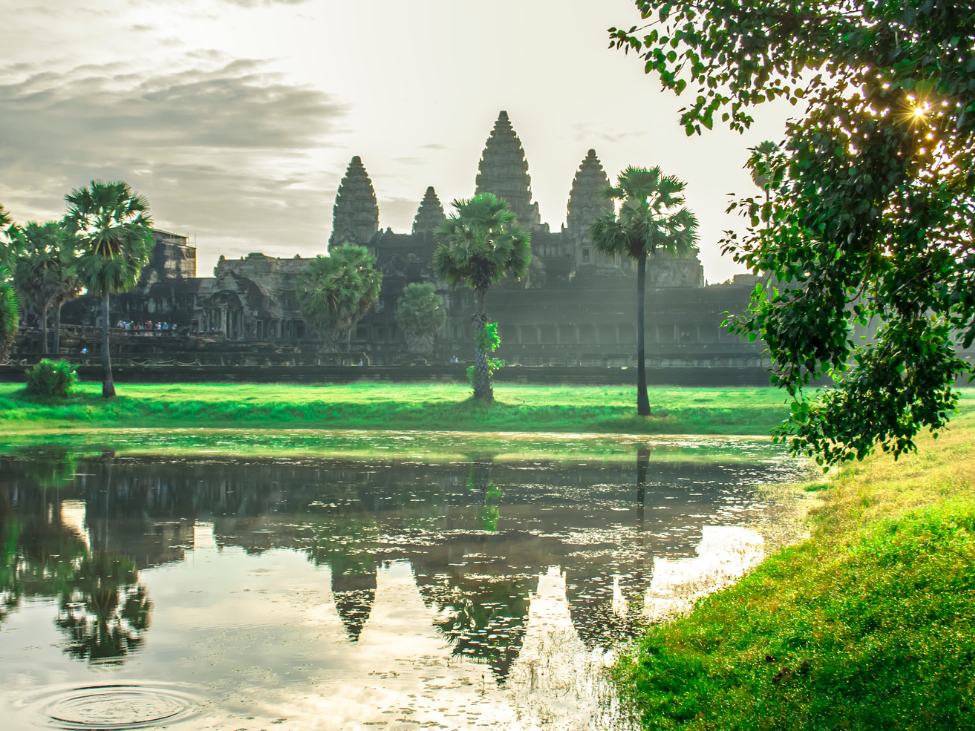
[0, 431, 804, 730]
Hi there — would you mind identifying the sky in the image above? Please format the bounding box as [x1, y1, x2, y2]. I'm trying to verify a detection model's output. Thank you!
[0, 0, 793, 282]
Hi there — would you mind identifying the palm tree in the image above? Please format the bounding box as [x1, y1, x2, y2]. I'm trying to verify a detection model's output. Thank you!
[0, 205, 21, 365]
[13, 222, 81, 356]
[395, 282, 447, 354]
[64, 182, 154, 398]
[296, 244, 382, 352]
[433, 193, 531, 402]
[745, 141, 786, 205]
[590, 167, 699, 416]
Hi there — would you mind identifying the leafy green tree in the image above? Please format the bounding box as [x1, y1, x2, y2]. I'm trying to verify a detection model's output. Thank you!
[13, 222, 81, 356]
[434, 193, 531, 402]
[610, 2, 975, 465]
[0, 205, 20, 364]
[590, 166, 699, 416]
[394, 282, 447, 354]
[296, 244, 382, 352]
[64, 181, 153, 398]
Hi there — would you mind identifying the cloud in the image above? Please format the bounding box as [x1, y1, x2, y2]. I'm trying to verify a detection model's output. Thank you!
[217, 0, 312, 5]
[0, 59, 347, 154]
[0, 55, 349, 270]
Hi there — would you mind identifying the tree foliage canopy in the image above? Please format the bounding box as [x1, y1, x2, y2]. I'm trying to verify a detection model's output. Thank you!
[611, 1, 975, 465]
[433, 192, 531, 402]
[590, 166, 699, 261]
[0, 205, 20, 362]
[13, 222, 81, 320]
[395, 282, 447, 354]
[433, 193, 531, 296]
[65, 181, 153, 297]
[296, 244, 382, 351]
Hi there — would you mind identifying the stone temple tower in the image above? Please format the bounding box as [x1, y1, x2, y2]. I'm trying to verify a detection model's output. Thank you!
[412, 186, 446, 236]
[329, 156, 380, 249]
[474, 111, 545, 232]
[565, 149, 616, 271]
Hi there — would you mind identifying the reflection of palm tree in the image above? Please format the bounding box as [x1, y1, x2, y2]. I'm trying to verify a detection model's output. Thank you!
[55, 553, 151, 664]
[434, 576, 531, 683]
[466, 461, 503, 532]
[15, 447, 79, 489]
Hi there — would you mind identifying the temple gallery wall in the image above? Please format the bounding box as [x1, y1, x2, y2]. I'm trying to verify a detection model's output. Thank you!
[53, 111, 767, 368]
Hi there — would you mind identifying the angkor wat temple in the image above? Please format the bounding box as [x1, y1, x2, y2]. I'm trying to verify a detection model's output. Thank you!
[60, 111, 764, 367]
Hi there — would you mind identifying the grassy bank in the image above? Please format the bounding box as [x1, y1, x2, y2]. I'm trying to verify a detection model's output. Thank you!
[0, 382, 802, 435]
[615, 408, 975, 729]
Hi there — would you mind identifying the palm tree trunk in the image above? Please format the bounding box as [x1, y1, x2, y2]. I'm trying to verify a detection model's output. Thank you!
[41, 303, 49, 356]
[636, 252, 651, 416]
[55, 303, 62, 356]
[101, 291, 116, 398]
[472, 289, 493, 403]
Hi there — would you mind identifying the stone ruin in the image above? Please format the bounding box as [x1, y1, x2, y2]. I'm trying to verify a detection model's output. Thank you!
[56, 111, 764, 368]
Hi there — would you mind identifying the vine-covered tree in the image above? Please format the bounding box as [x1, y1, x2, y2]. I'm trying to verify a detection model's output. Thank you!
[434, 193, 531, 402]
[610, 1, 975, 465]
[590, 167, 699, 416]
[296, 244, 382, 352]
[13, 222, 80, 356]
[394, 282, 447, 354]
[0, 205, 20, 364]
[65, 181, 153, 398]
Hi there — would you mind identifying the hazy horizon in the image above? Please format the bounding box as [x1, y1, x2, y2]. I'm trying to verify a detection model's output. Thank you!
[1, 0, 792, 282]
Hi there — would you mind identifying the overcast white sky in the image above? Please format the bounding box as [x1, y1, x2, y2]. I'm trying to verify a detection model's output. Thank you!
[0, 0, 792, 281]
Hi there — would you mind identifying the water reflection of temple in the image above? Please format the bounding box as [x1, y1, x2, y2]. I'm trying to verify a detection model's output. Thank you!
[0, 452, 775, 677]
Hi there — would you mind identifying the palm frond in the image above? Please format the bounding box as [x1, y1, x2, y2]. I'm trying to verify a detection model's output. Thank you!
[433, 192, 531, 294]
[65, 181, 153, 295]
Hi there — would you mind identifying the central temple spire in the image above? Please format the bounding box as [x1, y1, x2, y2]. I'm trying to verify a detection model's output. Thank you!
[474, 111, 543, 231]
[329, 156, 380, 249]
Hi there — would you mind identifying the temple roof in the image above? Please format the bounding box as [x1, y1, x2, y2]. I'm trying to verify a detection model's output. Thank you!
[329, 156, 380, 248]
[566, 149, 612, 240]
[474, 111, 543, 231]
[412, 186, 446, 235]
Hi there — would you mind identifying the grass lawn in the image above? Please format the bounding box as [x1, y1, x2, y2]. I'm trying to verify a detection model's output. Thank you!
[0, 381, 805, 435]
[614, 404, 975, 729]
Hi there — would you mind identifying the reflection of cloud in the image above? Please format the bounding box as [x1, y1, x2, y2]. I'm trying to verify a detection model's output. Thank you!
[0, 56, 348, 268]
[645, 526, 765, 621]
